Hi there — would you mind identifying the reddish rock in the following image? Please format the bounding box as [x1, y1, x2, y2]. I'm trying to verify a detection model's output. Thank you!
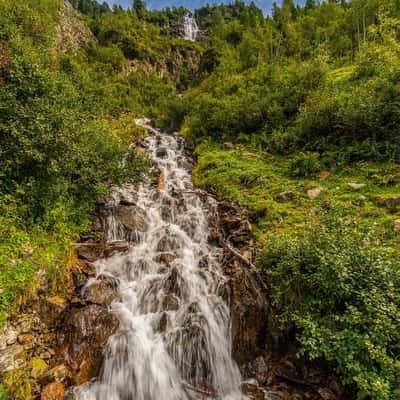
[41, 382, 64, 400]
[320, 171, 330, 180]
[17, 333, 35, 345]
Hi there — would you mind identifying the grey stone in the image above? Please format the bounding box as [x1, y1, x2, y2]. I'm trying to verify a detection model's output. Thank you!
[277, 191, 294, 202]
[347, 183, 366, 190]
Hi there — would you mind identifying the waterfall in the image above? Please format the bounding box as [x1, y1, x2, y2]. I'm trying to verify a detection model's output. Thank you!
[182, 13, 199, 42]
[75, 123, 247, 400]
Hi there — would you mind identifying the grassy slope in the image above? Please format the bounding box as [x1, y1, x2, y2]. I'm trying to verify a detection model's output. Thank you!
[193, 142, 400, 247]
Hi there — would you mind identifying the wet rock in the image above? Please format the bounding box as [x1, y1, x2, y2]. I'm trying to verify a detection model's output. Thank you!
[83, 281, 117, 306]
[276, 191, 294, 202]
[242, 382, 265, 400]
[165, 267, 181, 296]
[245, 356, 270, 385]
[157, 232, 181, 252]
[90, 215, 103, 232]
[72, 261, 96, 290]
[347, 183, 366, 190]
[160, 205, 173, 222]
[64, 388, 77, 400]
[177, 156, 194, 170]
[198, 255, 209, 269]
[114, 205, 148, 241]
[229, 268, 271, 365]
[156, 252, 176, 264]
[61, 304, 119, 383]
[158, 313, 168, 333]
[75, 242, 103, 262]
[162, 294, 179, 311]
[40, 296, 68, 328]
[104, 240, 130, 257]
[307, 187, 323, 200]
[156, 147, 168, 158]
[41, 382, 65, 400]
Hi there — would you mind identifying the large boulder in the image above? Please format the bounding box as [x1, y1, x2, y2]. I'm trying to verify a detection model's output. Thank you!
[74, 242, 103, 263]
[60, 304, 119, 384]
[83, 281, 117, 306]
[113, 205, 148, 242]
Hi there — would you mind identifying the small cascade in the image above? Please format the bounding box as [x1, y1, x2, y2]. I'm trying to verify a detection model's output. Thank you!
[75, 122, 248, 400]
[182, 13, 199, 42]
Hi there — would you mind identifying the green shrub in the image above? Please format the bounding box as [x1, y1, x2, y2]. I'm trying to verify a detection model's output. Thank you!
[0, 384, 8, 400]
[257, 215, 400, 399]
[288, 152, 321, 177]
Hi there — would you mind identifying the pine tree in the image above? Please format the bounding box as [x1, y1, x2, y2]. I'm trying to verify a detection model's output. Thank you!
[133, 0, 146, 17]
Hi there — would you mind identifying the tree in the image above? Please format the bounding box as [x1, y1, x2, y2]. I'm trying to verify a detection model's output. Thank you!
[133, 0, 146, 17]
[305, 0, 316, 11]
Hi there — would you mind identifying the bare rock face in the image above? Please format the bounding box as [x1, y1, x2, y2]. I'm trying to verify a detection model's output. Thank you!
[56, 1, 94, 52]
[228, 267, 270, 365]
[60, 305, 119, 384]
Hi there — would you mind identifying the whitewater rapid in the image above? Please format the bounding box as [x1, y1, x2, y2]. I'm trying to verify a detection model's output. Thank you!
[75, 123, 247, 400]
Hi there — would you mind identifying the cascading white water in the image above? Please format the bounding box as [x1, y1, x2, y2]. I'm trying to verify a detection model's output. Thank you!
[182, 13, 199, 42]
[75, 123, 247, 400]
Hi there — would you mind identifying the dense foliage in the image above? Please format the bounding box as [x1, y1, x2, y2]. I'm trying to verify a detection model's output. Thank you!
[258, 215, 400, 399]
[0, 0, 153, 326]
[162, 0, 400, 165]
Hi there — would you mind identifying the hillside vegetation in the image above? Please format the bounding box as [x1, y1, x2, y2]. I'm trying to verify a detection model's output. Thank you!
[0, 0, 400, 399]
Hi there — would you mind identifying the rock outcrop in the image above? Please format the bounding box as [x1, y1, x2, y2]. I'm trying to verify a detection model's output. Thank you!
[55, 1, 94, 52]
[206, 197, 344, 400]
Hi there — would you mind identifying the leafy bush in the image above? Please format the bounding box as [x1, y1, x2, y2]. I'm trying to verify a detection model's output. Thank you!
[257, 215, 400, 399]
[0, 384, 8, 400]
[288, 152, 321, 177]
